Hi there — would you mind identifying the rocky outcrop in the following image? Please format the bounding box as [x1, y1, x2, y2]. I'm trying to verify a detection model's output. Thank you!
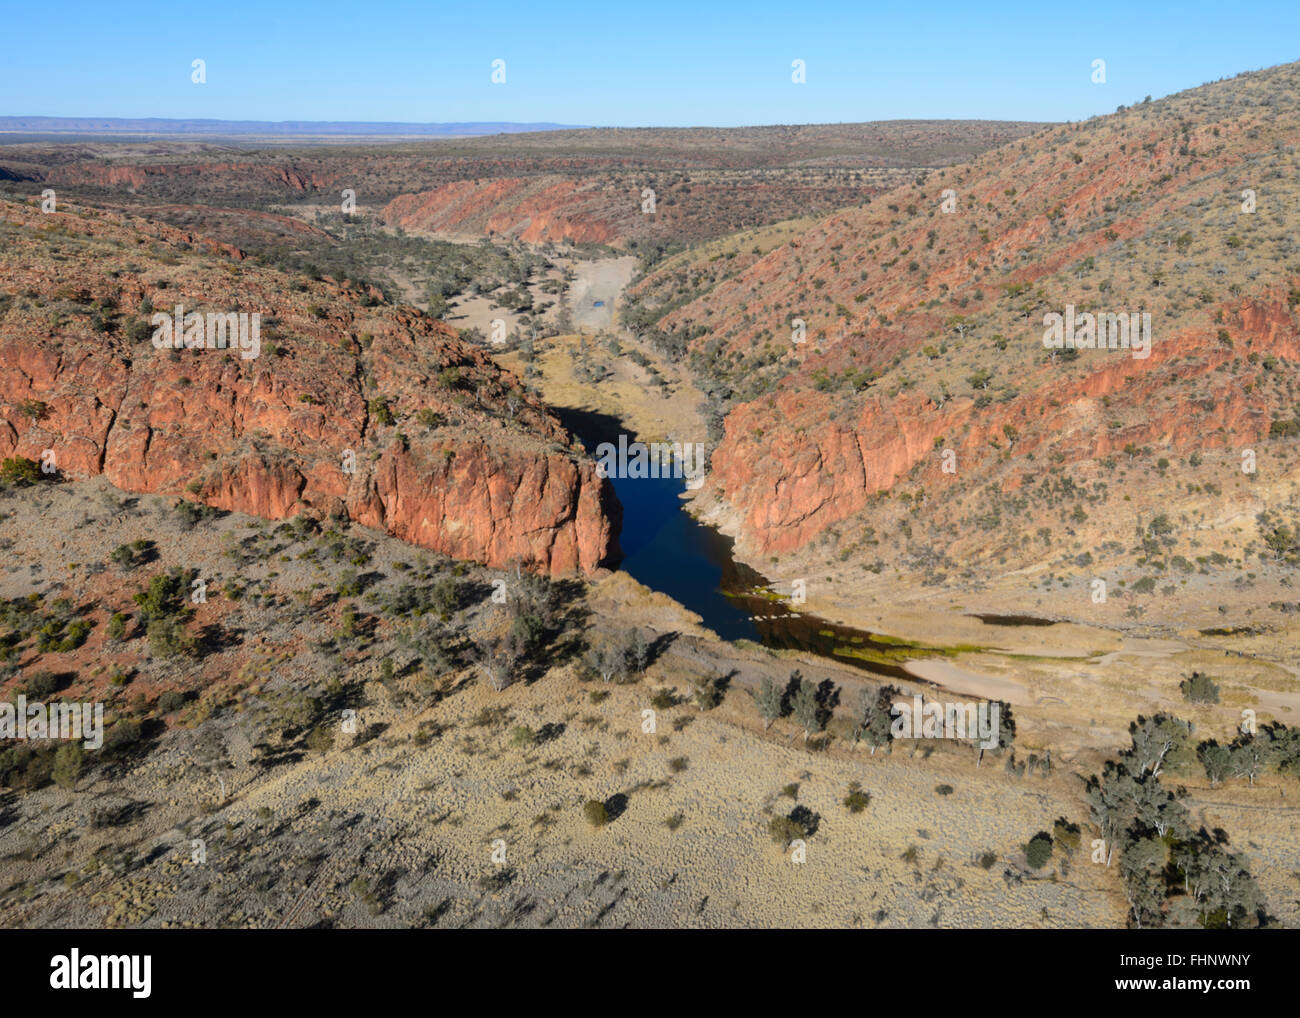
[708, 299, 1300, 555]
[644, 63, 1300, 563]
[0, 199, 619, 576]
[46, 161, 338, 195]
[382, 177, 624, 245]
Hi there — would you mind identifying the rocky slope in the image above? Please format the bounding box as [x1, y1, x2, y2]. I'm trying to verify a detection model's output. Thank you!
[380, 170, 912, 249]
[383, 176, 627, 245]
[0, 198, 619, 575]
[627, 63, 1300, 615]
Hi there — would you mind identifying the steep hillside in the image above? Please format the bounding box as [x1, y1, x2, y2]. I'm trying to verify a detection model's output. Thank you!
[379, 170, 887, 249]
[0, 198, 618, 575]
[627, 63, 1300, 625]
[383, 175, 629, 244]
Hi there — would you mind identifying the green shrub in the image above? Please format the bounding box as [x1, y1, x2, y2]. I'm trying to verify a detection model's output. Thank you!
[1180, 672, 1220, 704]
[157, 690, 188, 714]
[52, 743, 84, 790]
[768, 814, 806, 847]
[0, 457, 41, 485]
[107, 612, 129, 642]
[368, 398, 395, 426]
[843, 782, 871, 813]
[34, 616, 91, 653]
[510, 725, 537, 748]
[134, 570, 194, 622]
[24, 671, 62, 698]
[1052, 817, 1082, 855]
[305, 725, 334, 753]
[18, 399, 49, 420]
[1025, 832, 1053, 870]
[146, 616, 196, 659]
[103, 719, 143, 755]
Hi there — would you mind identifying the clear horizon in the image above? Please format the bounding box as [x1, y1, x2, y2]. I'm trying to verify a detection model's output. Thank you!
[2, 0, 1297, 128]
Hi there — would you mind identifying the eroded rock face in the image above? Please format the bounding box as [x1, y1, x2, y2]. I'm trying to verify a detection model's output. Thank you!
[637, 64, 1300, 564]
[46, 161, 338, 196]
[0, 199, 619, 576]
[708, 303, 1300, 556]
[382, 177, 623, 245]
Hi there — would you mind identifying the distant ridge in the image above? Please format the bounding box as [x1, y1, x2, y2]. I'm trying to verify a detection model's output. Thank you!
[0, 116, 586, 138]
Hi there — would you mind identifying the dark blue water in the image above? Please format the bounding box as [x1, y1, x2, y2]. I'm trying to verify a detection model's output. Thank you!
[602, 467, 912, 677]
[609, 469, 762, 642]
[561, 409, 924, 675]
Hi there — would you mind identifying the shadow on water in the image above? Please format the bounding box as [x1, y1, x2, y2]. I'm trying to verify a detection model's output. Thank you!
[965, 613, 1057, 627]
[560, 408, 929, 674]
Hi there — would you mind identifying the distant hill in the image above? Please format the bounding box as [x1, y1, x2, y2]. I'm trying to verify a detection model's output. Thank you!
[0, 120, 1046, 250]
[0, 116, 584, 139]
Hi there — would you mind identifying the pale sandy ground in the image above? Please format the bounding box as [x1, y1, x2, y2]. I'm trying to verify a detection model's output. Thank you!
[569, 257, 638, 332]
[216, 665, 1126, 929]
[0, 482, 1294, 928]
[496, 334, 706, 451]
[432, 252, 636, 344]
[442, 255, 636, 344]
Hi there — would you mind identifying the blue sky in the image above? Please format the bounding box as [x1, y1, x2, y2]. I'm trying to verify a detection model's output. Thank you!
[3, 1, 1298, 127]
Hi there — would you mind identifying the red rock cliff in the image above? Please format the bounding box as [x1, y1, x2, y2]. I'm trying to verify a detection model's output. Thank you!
[0, 199, 619, 575]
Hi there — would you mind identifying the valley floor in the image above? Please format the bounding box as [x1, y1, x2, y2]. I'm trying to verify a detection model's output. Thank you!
[0, 480, 1295, 928]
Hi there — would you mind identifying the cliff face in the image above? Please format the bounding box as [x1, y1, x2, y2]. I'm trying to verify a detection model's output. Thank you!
[709, 299, 1300, 556]
[382, 177, 624, 245]
[46, 161, 339, 195]
[633, 63, 1300, 567]
[0, 199, 619, 575]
